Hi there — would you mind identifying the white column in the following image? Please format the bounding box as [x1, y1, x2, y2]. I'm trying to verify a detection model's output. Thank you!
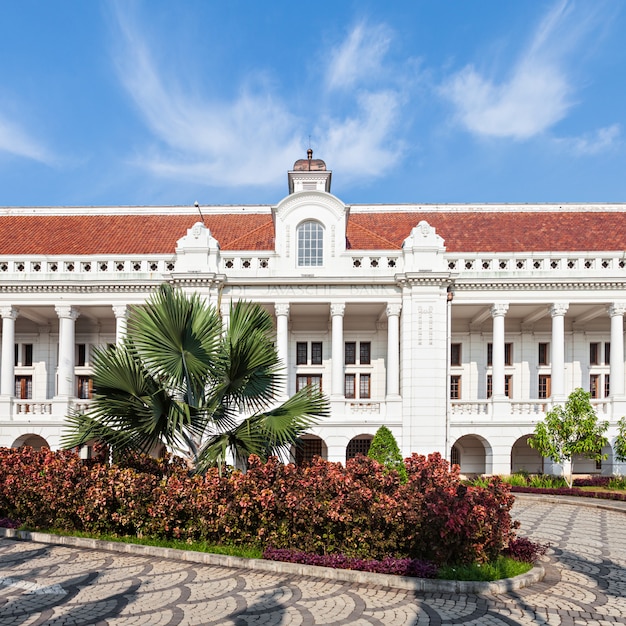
[112, 305, 129, 342]
[274, 303, 290, 398]
[220, 302, 231, 331]
[56, 305, 80, 398]
[608, 303, 626, 397]
[550, 302, 569, 400]
[330, 303, 345, 398]
[490, 303, 509, 398]
[386, 303, 401, 398]
[0, 307, 19, 396]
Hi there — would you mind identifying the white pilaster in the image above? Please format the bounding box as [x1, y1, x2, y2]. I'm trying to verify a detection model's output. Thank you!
[112, 305, 129, 343]
[55, 305, 80, 398]
[550, 302, 569, 400]
[490, 303, 509, 398]
[330, 303, 345, 398]
[0, 307, 19, 396]
[386, 303, 401, 398]
[274, 303, 290, 398]
[608, 303, 626, 397]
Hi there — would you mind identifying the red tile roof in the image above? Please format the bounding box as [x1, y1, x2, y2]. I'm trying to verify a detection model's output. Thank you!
[348, 212, 626, 252]
[0, 210, 624, 255]
[0, 214, 274, 255]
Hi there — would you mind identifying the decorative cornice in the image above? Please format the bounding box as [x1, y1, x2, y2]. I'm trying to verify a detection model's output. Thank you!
[453, 280, 626, 291]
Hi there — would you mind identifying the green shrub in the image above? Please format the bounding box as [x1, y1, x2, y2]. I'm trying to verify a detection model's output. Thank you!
[367, 426, 408, 483]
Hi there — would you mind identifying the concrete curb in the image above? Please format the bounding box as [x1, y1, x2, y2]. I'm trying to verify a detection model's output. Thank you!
[0, 527, 543, 595]
[514, 492, 626, 514]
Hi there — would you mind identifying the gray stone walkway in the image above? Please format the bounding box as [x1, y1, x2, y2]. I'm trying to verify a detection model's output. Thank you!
[0, 498, 624, 625]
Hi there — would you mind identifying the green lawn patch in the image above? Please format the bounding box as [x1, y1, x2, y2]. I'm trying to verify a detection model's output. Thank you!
[437, 556, 533, 582]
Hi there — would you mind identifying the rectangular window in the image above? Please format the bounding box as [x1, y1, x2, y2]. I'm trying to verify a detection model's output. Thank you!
[296, 374, 322, 393]
[604, 374, 610, 398]
[538, 342, 549, 366]
[487, 342, 512, 365]
[504, 343, 513, 366]
[344, 342, 356, 365]
[15, 375, 32, 399]
[296, 342, 308, 365]
[359, 374, 371, 399]
[77, 376, 93, 400]
[344, 374, 356, 399]
[505, 374, 513, 398]
[359, 342, 371, 365]
[450, 375, 461, 400]
[590, 374, 600, 399]
[311, 342, 322, 365]
[487, 374, 512, 397]
[14, 344, 18, 367]
[451, 343, 461, 366]
[23, 344, 33, 367]
[605, 342, 611, 365]
[590, 342, 600, 366]
[77, 344, 87, 367]
[538, 374, 551, 399]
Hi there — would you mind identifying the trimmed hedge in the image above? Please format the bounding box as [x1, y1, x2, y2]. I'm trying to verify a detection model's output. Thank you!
[0, 447, 518, 566]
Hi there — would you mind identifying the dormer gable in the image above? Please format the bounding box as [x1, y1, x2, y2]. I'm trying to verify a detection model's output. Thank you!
[272, 190, 349, 268]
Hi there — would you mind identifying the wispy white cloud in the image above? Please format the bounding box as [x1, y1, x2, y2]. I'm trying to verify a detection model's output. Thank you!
[440, 1, 605, 140]
[317, 92, 404, 180]
[326, 22, 392, 91]
[556, 124, 621, 155]
[0, 112, 52, 163]
[111, 3, 406, 188]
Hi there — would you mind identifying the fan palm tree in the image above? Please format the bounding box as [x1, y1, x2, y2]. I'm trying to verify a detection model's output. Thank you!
[62, 284, 329, 472]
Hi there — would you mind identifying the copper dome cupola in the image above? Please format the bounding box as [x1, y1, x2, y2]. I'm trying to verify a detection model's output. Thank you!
[288, 150, 332, 194]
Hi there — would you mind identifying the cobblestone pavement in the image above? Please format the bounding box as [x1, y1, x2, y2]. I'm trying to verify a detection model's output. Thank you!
[0, 499, 624, 625]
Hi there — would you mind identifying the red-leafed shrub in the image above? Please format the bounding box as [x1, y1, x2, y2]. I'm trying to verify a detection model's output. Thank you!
[0, 447, 519, 566]
[262, 547, 438, 578]
[0, 447, 89, 529]
[399, 453, 518, 564]
[503, 536, 548, 563]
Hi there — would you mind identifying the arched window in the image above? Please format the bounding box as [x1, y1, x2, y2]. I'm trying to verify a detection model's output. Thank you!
[297, 220, 324, 267]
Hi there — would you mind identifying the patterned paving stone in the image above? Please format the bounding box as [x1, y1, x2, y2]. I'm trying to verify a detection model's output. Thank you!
[0, 499, 624, 625]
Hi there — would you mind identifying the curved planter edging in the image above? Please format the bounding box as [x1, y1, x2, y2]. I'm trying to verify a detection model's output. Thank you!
[0, 527, 543, 595]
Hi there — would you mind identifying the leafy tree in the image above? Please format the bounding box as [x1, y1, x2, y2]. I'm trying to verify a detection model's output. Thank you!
[367, 425, 407, 482]
[528, 388, 609, 487]
[614, 416, 626, 465]
[62, 284, 329, 472]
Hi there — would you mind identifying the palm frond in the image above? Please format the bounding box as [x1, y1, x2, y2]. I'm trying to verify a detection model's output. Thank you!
[129, 284, 221, 404]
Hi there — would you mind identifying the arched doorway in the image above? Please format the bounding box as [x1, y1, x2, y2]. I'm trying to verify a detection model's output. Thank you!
[451, 434, 492, 475]
[293, 435, 327, 466]
[346, 434, 373, 461]
[12, 434, 50, 451]
[511, 435, 544, 474]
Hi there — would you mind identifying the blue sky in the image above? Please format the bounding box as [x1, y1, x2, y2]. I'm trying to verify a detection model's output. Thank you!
[0, 0, 625, 207]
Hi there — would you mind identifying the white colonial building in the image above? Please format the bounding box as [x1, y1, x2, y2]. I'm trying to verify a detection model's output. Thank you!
[1, 152, 625, 475]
